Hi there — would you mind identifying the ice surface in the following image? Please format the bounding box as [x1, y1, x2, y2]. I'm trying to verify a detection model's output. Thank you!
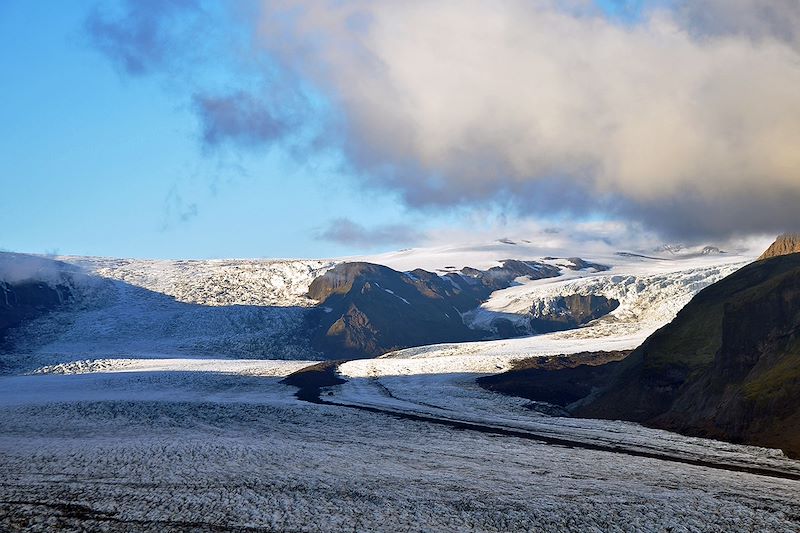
[3, 240, 798, 530]
[65, 256, 337, 307]
[4, 258, 335, 366]
[1, 368, 798, 531]
[341, 261, 746, 376]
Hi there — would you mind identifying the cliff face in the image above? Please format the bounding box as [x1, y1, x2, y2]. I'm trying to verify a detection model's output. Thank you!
[655, 263, 800, 455]
[759, 233, 800, 260]
[0, 254, 83, 358]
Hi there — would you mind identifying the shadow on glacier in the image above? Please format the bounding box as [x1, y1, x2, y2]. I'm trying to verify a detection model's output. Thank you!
[2, 274, 331, 372]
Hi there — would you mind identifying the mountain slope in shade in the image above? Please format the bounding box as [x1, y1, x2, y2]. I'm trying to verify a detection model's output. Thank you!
[759, 233, 800, 260]
[0, 255, 79, 346]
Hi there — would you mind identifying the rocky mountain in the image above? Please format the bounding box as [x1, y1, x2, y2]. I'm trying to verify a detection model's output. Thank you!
[759, 232, 800, 260]
[307, 260, 562, 357]
[481, 238, 800, 457]
[529, 294, 619, 334]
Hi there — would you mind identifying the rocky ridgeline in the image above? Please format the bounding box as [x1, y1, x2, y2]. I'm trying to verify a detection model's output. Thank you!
[306, 260, 565, 357]
[758, 232, 800, 260]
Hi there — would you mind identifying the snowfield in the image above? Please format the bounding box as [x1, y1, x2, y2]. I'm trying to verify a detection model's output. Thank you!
[68, 257, 337, 307]
[1, 369, 799, 532]
[5, 258, 337, 367]
[3, 237, 799, 531]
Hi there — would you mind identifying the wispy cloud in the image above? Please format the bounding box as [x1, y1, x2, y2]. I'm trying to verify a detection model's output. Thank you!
[160, 186, 199, 230]
[315, 218, 424, 249]
[85, 0, 203, 76]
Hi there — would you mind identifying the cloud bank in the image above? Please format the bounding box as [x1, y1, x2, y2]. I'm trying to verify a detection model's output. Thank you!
[88, 0, 800, 240]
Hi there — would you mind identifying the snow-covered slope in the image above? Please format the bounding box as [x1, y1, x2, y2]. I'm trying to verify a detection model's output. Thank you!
[4, 258, 337, 368]
[341, 241, 763, 376]
[2, 237, 766, 372]
[360, 237, 763, 273]
[66, 257, 336, 307]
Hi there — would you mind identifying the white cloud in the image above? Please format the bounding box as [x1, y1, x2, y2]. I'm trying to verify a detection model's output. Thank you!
[253, 0, 800, 238]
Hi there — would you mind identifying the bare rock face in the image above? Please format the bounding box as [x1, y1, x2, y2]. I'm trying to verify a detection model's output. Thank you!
[529, 294, 620, 333]
[307, 260, 562, 358]
[759, 233, 800, 260]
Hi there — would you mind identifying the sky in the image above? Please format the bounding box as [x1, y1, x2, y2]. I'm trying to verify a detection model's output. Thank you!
[1, 0, 798, 259]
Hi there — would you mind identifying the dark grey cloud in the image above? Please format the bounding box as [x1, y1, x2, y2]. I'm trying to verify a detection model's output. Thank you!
[85, 0, 202, 76]
[316, 218, 423, 249]
[193, 91, 289, 149]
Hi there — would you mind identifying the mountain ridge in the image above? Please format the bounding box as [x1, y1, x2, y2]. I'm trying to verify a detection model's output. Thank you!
[759, 233, 800, 260]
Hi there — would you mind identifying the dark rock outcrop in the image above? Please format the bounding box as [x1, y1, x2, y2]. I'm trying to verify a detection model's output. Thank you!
[529, 294, 619, 333]
[564, 258, 611, 271]
[479, 351, 630, 406]
[307, 260, 561, 358]
[0, 280, 72, 336]
[0, 254, 77, 347]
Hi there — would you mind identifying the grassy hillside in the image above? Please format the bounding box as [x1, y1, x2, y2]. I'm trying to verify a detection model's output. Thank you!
[580, 253, 800, 456]
[485, 251, 800, 457]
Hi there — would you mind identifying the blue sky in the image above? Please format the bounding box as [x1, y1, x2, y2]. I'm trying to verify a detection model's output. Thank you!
[0, 0, 431, 259]
[1, 0, 796, 258]
[0, 0, 647, 260]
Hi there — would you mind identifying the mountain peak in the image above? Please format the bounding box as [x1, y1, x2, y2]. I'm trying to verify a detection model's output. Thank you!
[758, 233, 800, 260]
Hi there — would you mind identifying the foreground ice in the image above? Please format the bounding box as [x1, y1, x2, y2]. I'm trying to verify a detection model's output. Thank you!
[1, 363, 799, 532]
[3, 239, 798, 530]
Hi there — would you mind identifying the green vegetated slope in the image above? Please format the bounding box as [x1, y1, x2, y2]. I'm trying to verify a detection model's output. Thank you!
[483, 243, 800, 457]
[579, 252, 800, 456]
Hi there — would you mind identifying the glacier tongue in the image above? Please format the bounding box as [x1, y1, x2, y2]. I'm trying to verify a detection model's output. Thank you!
[2, 241, 760, 372]
[73, 257, 337, 307]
